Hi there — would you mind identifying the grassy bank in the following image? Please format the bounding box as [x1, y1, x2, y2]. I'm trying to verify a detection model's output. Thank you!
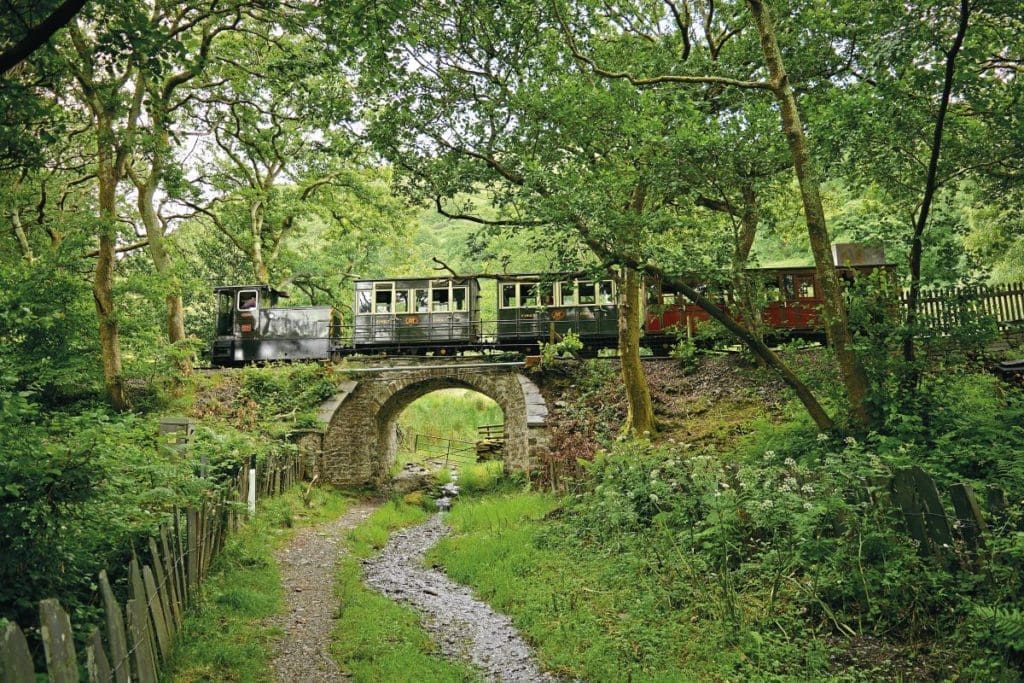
[165, 487, 353, 682]
[428, 493, 747, 681]
[331, 501, 479, 681]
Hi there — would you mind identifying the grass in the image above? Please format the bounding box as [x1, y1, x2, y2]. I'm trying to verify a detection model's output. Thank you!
[395, 389, 504, 470]
[164, 486, 353, 682]
[428, 492, 747, 681]
[331, 500, 480, 681]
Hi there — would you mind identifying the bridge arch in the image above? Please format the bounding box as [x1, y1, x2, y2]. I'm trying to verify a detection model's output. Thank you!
[318, 364, 548, 488]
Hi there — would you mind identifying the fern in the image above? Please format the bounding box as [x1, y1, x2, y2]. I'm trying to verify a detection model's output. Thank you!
[973, 605, 1024, 653]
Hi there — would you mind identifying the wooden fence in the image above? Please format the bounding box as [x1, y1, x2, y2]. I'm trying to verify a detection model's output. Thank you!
[904, 282, 1024, 333]
[876, 466, 1013, 571]
[0, 448, 304, 682]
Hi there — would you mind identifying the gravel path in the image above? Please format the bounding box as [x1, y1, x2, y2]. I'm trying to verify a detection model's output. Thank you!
[362, 514, 555, 682]
[268, 503, 377, 682]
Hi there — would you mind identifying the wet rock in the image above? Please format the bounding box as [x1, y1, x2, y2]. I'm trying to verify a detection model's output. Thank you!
[363, 514, 555, 682]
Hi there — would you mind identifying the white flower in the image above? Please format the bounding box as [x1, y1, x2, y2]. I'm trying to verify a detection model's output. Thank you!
[844, 436, 858, 446]
[719, 482, 730, 490]
[803, 502, 813, 510]
[816, 433, 830, 442]
[650, 469, 660, 480]
[764, 450, 776, 459]
[784, 457, 797, 468]
[760, 499, 775, 509]
[801, 484, 815, 495]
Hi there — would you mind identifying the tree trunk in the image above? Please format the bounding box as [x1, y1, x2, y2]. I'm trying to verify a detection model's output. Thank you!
[136, 173, 187, 345]
[618, 266, 657, 436]
[250, 201, 270, 284]
[903, 0, 970, 365]
[747, 0, 873, 429]
[95, 117, 128, 410]
[731, 181, 762, 347]
[10, 209, 34, 261]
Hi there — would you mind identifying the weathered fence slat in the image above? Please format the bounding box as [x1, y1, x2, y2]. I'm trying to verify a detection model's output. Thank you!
[910, 467, 956, 559]
[1, 621, 35, 683]
[98, 570, 130, 683]
[949, 482, 987, 553]
[186, 508, 199, 599]
[142, 565, 171, 661]
[39, 599, 77, 683]
[151, 535, 179, 634]
[85, 628, 112, 683]
[126, 598, 158, 683]
[890, 469, 930, 555]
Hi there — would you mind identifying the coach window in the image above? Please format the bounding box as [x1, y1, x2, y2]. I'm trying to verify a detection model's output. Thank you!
[559, 281, 577, 306]
[599, 280, 614, 305]
[763, 278, 782, 303]
[374, 284, 393, 313]
[520, 283, 539, 308]
[781, 274, 796, 301]
[578, 282, 596, 305]
[432, 288, 450, 312]
[798, 279, 816, 299]
[452, 287, 468, 312]
[395, 290, 409, 314]
[357, 290, 371, 314]
[415, 288, 429, 313]
[501, 284, 517, 308]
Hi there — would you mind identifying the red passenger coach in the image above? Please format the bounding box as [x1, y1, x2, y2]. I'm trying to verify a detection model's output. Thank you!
[645, 244, 894, 341]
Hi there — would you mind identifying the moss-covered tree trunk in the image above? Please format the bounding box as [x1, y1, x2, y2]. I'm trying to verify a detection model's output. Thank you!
[618, 265, 656, 436]
[94, 112, 128, 410]
[747, 0, 873, 429]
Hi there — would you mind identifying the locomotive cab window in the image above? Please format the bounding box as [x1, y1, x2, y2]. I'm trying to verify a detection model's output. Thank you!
[237, 290, 259, 310]
[216, 292, 234, 335]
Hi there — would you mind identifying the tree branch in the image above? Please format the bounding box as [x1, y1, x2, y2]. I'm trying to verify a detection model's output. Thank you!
[0, 0, 89, 74]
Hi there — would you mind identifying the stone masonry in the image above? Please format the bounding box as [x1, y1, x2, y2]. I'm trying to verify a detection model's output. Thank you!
[317, 363, 548, 488]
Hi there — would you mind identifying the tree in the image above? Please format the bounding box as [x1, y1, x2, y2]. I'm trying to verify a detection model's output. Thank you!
[556, 0, 875, 427]
[184, 26, 385, 287]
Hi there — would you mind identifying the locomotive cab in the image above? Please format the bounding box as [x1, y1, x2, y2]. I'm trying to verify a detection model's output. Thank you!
[211, 285, 336, 366]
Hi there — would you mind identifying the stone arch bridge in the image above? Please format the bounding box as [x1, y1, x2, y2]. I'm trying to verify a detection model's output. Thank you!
[300, 362, 549, 488]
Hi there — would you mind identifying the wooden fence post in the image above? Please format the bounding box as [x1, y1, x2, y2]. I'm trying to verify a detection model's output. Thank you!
[98, 570, 130, 683]
[1, 621, 35, 683]
[85, 629, 111, 683]
[39, 599, 77, 683]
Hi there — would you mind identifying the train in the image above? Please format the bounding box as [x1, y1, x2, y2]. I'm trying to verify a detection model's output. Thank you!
[209, 245, 892, 366]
